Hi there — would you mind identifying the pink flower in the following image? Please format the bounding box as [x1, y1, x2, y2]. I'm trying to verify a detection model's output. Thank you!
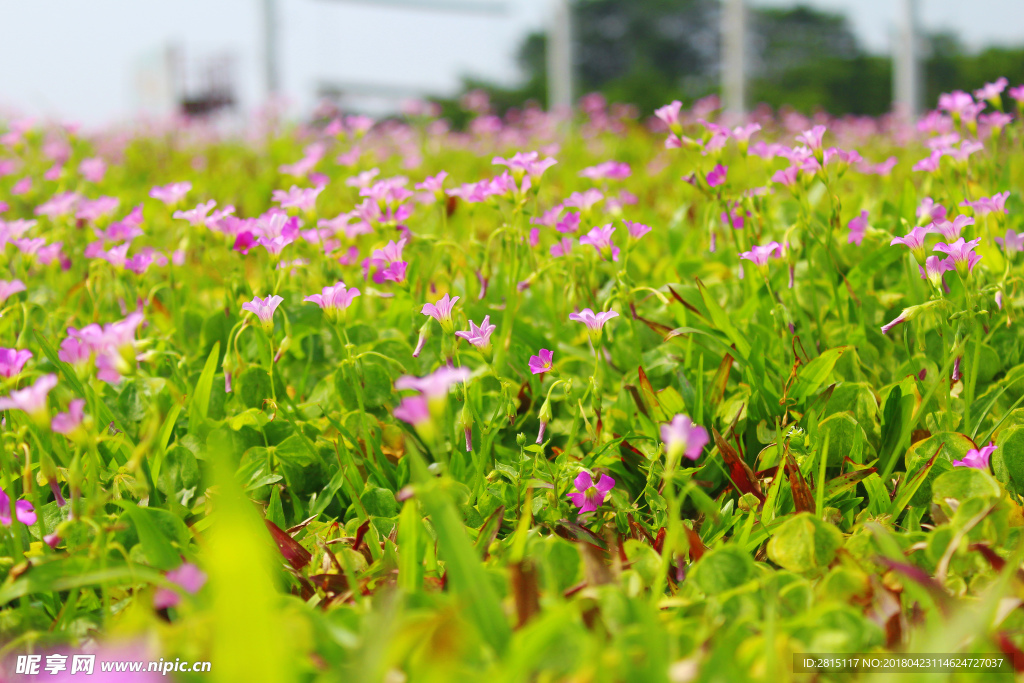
[455, 316, 496, 350]
[995, 229, 1024, 256]
[928, 215, 974, 241]
[415, 171, 448, 198]
[975, 78, 1007, 103]
[1009, 85, 1024, 103]
[654, 101, 683, 133]
[934, 237, 982, 277]
[567, 470, 615, 513]
[771, 166, 800, 187]
[0, 348, 32, 378]
[550, 238, 574, 258]
[395, 366, 470, 400]
[913, 150, 943, 173]
[242, 295, 284, 333]
[706, 164, 728, 188]
[579, 161, 631, 181]
[562, 189, 604, 212]
[579, 224, 619, 261]
[797, 125, 827, 152]
[953, 442, 996, 469]
[52, 398, 86, 435]
[273, 185, 324, 213]
[492, 151, 557, 180]
[529, 349, 554, 375]
[79, 157, 107, 183]
[881, 310, 910, 335]
[154, 562, 208, 609]
[421, 294, 460, 332]
[0, 488, 36, 526]
[961, 192, 1010, 216]
[0, 279, 26, 305]
[172, 200, 217, 226]
[149, 182, 192, 206]
[0, 373, 57, 420]
[569, 308, 619, 332]
[919, 255, 955, 289]
[890, 226, 932, 263]
[365, 238, 408, 284]
[76, 196, 119, 223]
[394, 395, 430, 425]
[661, 414, 709, 461]
[556, 211, 581, 234]
[35, 191, 81, 218]
[938, 90, 976, 118]
[304, 282, 360, 321]
[740, 241, 783, 267]
[623, 219, 651, 240]
[917, 197, 947, 222]
[847, 210, 869, 245]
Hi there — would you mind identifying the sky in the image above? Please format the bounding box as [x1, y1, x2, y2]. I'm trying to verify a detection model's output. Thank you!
[0, 0, 1022, 127]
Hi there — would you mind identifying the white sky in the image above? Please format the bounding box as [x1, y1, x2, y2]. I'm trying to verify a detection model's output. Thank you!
[0, 0, 1022, 127]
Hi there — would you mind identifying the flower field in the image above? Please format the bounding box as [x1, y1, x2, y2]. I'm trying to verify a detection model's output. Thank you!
[2, 83, 1024, 681]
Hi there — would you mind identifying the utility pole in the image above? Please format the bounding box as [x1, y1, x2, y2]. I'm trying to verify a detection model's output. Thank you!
[894, 0, 921, 119]
[720, 0, 747, 117]
[262, 0, 280, 98]
[547, 0, 573, 112]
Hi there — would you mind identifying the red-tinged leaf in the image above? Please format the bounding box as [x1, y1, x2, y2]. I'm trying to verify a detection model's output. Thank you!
[626, 385, 650, 418]
[509, 561, 540, 628]
[627, 514, 655, 546]
[638, 366, 666, 421]
[709, 354, 734, 406]
[265, 519, 313, 570]
[554, 521, 608, 550]
[654, 527, 666, 554]
[713, 428, 765, 501]
[684, 526, 706, 562]
[474, 505, 505, 560]
[996, 632, 1024, 672]
[309, 573, 349, 593]
[286, 515, 319, 535]
[875, 556, 951, 614]
[353, 519, 370, 551]
[579, 539, 615, 586]
[668, 284, 705, 318]
[969, 543, 1024, 582]
[785, 453, 815, 514]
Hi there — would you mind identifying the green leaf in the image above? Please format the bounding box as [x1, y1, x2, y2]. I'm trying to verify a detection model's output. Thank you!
[790, 347, 849, 404]
[691, 545, 756, 594]
[189, 341, 220, 433]
[766, 512, 843, 573]
[360, 486, 400, 518]
[116, 501, 181, 570]
[931, 467, 1001, 507]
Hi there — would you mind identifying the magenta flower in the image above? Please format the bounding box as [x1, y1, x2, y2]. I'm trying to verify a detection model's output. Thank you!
[661, 414, 709, 461]
[847, 210, 869, 246]
[706, 164, 728, 188]
[35, 191, 81, 218]
[567, 471, 615, 513]
[154, 562, 208, 609]
[739, 241, 783, 267]
[890, 226, 932, 264]
[395, 366, 470, 400]
[579, 224, 620, 261]
[394, 395, 430, 425]
[492, 151, 557, 180]
[569, 308, 619, 333]
[421, 294, 460, 333]
[415, 171, 448, 199]
[975, 78, 1007, 103]
[304, 282, 360, 321]
[529, 349, 554, 375]
[934, 237, 982, 277]
[0, 348, 32, 378]
[52, 398, 86, 436]
[76, 196, 120, 223]
[0, 488, 36, 526]
[0, 280, 24, 307]
[149, 182, 192, 206]
[242, 295, 284, 333]
[365, 239, 408, 284]
[455, 316, 496, 350]
[562, 189, 604, 212]
[556, 211, 581, 234]
[771, 166, 800, 187]
[913, 151, 943, 173]
[172, 200, 217, 226]
[929, 215, 974, 241]
[550, 238, 574, 258]
[881, 310, 910, 335]
[953, 442, 996, 469]
[0, 373, 57, 422]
